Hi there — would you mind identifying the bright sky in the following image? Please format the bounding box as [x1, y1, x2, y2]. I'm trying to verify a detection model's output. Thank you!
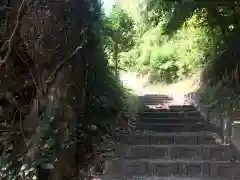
[102, 0, 116, 13]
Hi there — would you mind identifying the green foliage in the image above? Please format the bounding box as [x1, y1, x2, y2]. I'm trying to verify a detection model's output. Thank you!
[112, 0, 240, 89]
[104, 7, 135, 65]
[198, 82, 240, 117]
[122, 86, 139, 116]
[154, 0, 240, 89]
[0, 0, 127, 179]
[118, 9, 212, 83]
[115, 0, 143, 21]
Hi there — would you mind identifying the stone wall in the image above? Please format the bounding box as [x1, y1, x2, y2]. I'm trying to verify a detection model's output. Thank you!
[186, 92, 240, 157]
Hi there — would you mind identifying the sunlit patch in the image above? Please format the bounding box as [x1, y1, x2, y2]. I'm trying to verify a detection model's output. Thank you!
[145, 102, 170, 110]
[93, 178, 101, 180]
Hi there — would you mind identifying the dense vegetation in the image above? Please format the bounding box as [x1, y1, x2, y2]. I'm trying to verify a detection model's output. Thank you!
[106, 0, 240, 88]
[2, 0, 240, 179]
[0, 0, 136, 179]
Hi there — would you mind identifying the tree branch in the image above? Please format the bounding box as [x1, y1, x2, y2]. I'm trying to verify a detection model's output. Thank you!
[0, 0, 27, 66]
[46, 42, 85, 83]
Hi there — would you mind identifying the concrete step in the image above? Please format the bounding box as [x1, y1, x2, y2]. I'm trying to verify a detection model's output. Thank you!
[100, 174, 229, 180]
[141, 100, 173, 104]
[136, 122, 208, 132]
[139, 111, 201, 118]
[122, 132, 221, 145]
[141, 97, 172, 101]
[100, 175, 228, 180]
[142, 107, 197, 112]
[141, 105, 196, 109]
[121, 145, 234, 161]
[139, 95, 172, 100]
[139, 117, 204, 123]
[169, 105, 195, 109]
[141, 105, 195, 109]
[140, 101, 173, 105]
[107, 159, 240, 178]
[131, 177, 227, 180]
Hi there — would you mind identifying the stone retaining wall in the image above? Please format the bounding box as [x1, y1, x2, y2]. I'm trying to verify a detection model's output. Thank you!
[185, 92, 240, 157]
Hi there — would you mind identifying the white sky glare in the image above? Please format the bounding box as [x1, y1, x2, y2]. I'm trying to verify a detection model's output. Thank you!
[102, 0, 116, 13]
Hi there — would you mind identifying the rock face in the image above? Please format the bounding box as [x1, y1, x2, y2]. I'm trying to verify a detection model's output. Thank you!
[102, 94, 240, 180]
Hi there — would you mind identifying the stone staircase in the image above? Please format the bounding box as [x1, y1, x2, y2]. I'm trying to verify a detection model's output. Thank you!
[102, 94, 240, 180]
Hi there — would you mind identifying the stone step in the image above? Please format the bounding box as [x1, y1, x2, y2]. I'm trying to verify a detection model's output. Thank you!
[140, 94, 170, 97]
[100, 175, 228, 180]
[140, 98, 171, 101]
[139, 117, 204, 123]
[139, 111, 201, 118]
[136, 122, 208, 132]
[142, 105, 195, 109]
[142, 107, 197, 112]
[139, 95, 172, 100]
[129, 177, 227, 180]
[169, 105, 195, 109]
[142, 100, 173, 103]
[121, 145, 234, 161]
[107, 159, 240, 178]
[103, 95, 239, 180]
[141, 97, 172, 100]
[122, 133, 221, 145]
[132, 178, 226, 180]
[142, 102, 172, 105]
